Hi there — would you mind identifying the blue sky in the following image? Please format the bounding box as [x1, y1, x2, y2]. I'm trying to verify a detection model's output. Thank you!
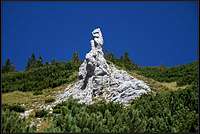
[2, 1, 198, 71]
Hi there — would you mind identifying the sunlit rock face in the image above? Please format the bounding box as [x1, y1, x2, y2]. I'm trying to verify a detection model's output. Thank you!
[56, 28, 151, 105]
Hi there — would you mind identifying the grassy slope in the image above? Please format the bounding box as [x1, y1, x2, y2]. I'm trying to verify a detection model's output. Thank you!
[129, 71, 189, 92]
[2, 71, 189, 132]
[137, 61, 198, 86]
[2, 84, 69, 109]
[2, 83, 71, 132]
[3, 64, 189, 108]
[2, 62, 79, 93]
[2, 61, 197, 132]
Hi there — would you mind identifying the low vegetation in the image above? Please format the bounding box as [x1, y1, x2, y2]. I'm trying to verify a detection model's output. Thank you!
[136, 61, 198, 86]
[35, 109, 48, 118]
[2, 103, 26, 113]
[2, 53, 80, 93]
[2, 84, 68, 110]
[2, 109, 36, 133]
[43, 82, 198, 133]
[1, 52, 198, 133]
[45, 97, 55, 104]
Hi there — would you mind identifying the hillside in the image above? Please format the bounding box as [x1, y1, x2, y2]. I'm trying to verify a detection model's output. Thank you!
[2, 61, 79, 93]
[2, 55, 198, 133]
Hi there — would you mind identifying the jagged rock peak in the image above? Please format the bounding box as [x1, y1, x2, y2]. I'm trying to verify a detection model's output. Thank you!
[91, 28, 104, 47]
[78, 28, 110, 87]
[54, 28, 151, 105]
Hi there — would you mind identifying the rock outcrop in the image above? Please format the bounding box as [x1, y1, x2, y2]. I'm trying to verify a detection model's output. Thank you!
[56, 28, 151, 105]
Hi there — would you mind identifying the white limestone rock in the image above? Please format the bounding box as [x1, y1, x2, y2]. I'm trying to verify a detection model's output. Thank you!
[19, 109, 33, 119]
[54, 28, 151, 105]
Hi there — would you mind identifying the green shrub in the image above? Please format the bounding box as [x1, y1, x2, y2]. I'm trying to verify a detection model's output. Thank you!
[46, 82, 198, 133]
[33, 90, 43, 95]
[137, 61, 198, 86]
[2, 61, 80, 93]
[3, 104, 26, 113]
[35, 109, 48, 118]
[45, 97, 55, 103]
[2, 109, 36, 133]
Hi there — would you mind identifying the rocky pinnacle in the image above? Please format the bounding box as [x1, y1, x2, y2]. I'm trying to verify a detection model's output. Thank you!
[55, 28, 151, 105]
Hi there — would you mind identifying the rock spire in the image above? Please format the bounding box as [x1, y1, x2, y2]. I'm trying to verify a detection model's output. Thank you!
[56, 28, 151, 105]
